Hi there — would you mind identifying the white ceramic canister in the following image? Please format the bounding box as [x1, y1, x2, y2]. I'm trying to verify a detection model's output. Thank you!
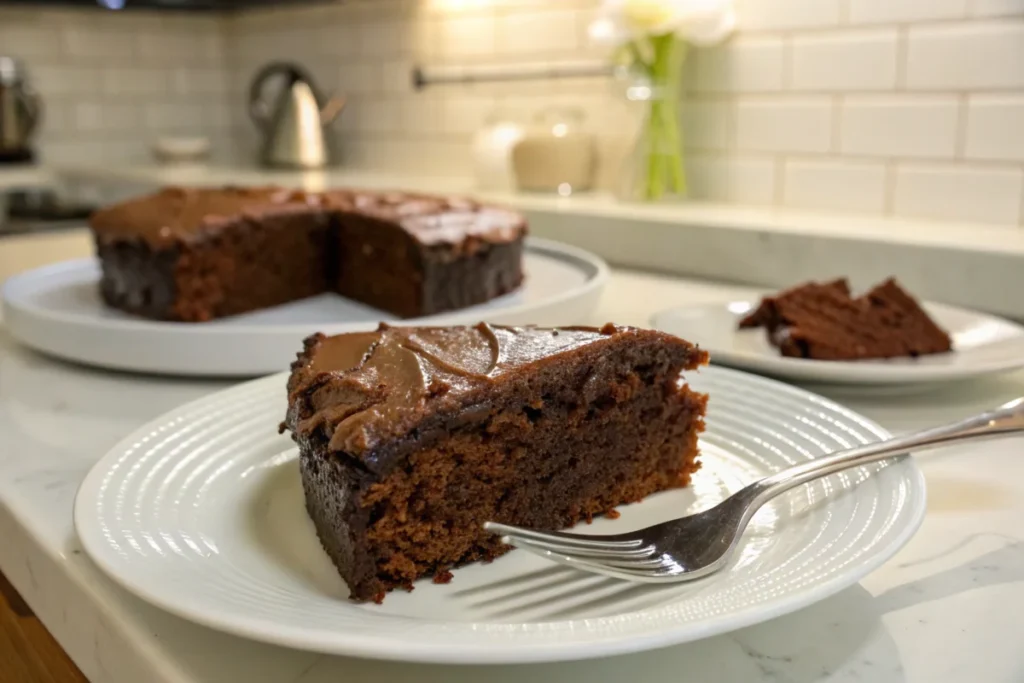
[511, 107, 596, 195]
[472, 111, 526, 192]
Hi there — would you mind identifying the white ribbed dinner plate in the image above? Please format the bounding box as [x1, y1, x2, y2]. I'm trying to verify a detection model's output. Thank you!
[2, 237, 607, 378]
[74, 366, 925, 664]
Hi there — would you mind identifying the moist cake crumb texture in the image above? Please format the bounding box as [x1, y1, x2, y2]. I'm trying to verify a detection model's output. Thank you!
[284, 322, 708, 602]
[740, 277, 953, 360]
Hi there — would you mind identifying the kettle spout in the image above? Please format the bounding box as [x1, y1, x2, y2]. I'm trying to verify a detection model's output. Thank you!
[320, 95, 347, 126]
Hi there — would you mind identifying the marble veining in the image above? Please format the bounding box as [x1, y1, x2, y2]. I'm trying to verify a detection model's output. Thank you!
[0, 270, 1023, 682]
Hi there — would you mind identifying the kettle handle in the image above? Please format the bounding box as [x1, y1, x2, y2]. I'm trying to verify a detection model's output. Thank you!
[248, 62, 316, 131]
[18, 88, 43, 139]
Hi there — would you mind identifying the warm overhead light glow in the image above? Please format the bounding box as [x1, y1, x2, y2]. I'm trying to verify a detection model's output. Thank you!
[588, 17, 616, 42]
[428, 0, 493, 12]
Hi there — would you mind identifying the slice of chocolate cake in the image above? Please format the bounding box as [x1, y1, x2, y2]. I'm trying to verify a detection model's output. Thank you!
[740, 277, 953, 360]
[284, 323, 708, 603]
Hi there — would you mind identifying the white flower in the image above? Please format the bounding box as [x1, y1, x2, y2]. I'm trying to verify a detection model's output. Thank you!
[589, 0, 735, 46]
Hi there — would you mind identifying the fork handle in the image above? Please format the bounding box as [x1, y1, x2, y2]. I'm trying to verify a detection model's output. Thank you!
[746, 397, 1024, 511]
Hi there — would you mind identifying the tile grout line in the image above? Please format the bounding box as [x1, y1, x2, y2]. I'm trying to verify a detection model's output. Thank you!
[832, 94, 844, 154]
[895, 25, 909, 90]
[782, 32, 793, 91]
[883, 160, 898, 215]
[774, 155, 787, 206]
[955, 93, 970, 160]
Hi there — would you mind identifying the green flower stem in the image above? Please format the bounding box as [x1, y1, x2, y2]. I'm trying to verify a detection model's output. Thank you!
[633, 34, 687, 201]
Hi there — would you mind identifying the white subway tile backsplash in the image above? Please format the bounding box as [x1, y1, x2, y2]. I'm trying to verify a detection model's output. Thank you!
[403, 95, 447, 135]
[62, 27, 135, 60]
[970, 0, 1024, 17]
[496, 10, 579, 54]
[144, 102, 208, 131]
[0, 23, 63, 60]
[103, 68, 170, 97]
[137, 30, 197, 63]
[965, 95, 1024, 161]
[37, 101, 70, 139]
[71, 102, 105, 133]
[172, 69, 228, 96]
[435, 13, 498, 59]
[791, 30, 898, 91]
[783, 159, 887, 213]
[204, 103, 234, 128]
[361, 99, 404, 134]
[688, 154, 778, 204]
[358, 21, 411, 58]
[339, 63, 384, 95]
[73, 101, 138, 132]
[442, 95, 498, 135]
[3, 7, 229, 167]
[682, 100, 733, 151]
[312, 22, 361, 58]
[906, 21, 1024, 90]
[32, 66, 102, 97]
[848, 0, 967, 24]
[381, 60, 415, 94]
[894, 163, 1023, 224]
[694, 38, 785, 94]
[736, 0, 841, 30]
[736, 97, 833, 153]
[840, 96, 959, 158]
[12, 1, 1024, 227]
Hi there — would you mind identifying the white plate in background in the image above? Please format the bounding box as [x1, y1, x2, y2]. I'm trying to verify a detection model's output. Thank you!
[2, 238, 607, 378]
[74, 366, 925, 664]
[652, 300, 1024, 386]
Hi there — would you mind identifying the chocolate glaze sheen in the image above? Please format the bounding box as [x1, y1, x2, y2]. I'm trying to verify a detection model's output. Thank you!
[322, 189, 526, 246]
[89, 186, 321, 247]
[286, 322, 636, 471]
[93, 186, 526, 249]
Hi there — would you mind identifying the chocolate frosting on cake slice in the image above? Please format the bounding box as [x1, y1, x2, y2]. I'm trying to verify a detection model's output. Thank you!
[286, 322, 672, 471]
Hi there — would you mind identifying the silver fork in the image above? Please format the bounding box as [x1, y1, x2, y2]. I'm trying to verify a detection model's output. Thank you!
[484, 397, 1024, 584]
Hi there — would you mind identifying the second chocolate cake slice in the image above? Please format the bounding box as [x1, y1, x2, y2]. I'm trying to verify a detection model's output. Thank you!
[740, 278, 953, 360]
[285, 323, 708, 603]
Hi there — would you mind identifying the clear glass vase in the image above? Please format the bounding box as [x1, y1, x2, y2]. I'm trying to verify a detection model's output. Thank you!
[617, 36, 688, 203]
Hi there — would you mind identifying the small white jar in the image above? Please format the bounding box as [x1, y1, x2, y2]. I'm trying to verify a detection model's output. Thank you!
[511, 107, 596, 195]
[471, 112, 525, 192]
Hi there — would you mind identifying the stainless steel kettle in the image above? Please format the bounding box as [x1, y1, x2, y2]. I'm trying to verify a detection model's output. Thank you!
[249, 62, 345, 169]
[0, 57, 42, 161]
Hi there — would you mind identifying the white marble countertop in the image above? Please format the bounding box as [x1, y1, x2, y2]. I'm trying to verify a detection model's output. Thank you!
[1, 233, 1023, 682]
